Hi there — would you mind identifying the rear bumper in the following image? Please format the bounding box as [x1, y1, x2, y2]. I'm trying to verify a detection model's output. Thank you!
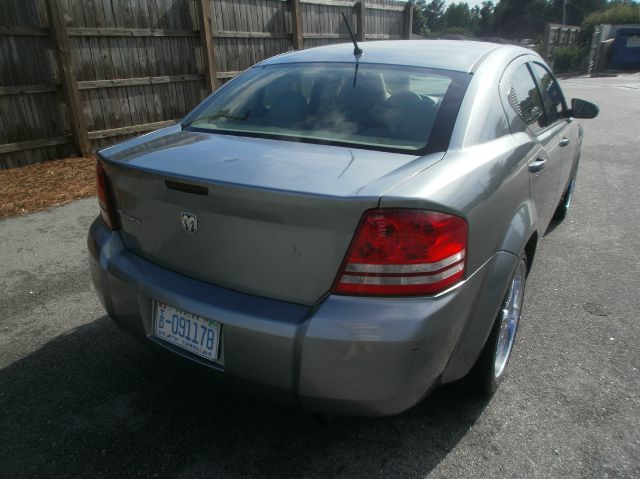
[88, 218, 518, 416]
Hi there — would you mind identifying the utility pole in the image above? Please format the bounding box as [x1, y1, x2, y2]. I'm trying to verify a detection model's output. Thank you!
[563, 0, 566, 25]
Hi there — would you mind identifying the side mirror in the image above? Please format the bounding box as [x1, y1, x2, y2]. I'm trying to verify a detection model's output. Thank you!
[570, 98, 599, 119]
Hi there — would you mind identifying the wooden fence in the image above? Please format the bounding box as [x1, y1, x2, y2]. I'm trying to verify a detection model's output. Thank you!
[0, 0, 411, 169]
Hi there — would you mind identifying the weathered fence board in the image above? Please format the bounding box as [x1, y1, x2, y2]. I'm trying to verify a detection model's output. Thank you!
[0, 0, 409, 169]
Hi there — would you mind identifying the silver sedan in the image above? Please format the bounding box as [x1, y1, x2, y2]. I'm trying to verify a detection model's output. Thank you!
[88, 40, 598, 416]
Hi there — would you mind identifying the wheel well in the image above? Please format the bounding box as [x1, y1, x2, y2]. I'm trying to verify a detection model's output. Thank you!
[524, 232, 538, 276]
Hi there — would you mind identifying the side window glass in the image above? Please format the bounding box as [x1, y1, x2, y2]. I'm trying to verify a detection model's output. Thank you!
[531, 63, 566, 125]
[507, 64, 544, 134]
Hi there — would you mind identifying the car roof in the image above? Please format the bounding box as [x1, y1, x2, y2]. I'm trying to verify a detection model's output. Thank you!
[259, 40, 531, 73]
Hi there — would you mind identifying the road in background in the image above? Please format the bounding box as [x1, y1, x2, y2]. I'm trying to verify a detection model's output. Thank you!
[1, 73, 638, 478]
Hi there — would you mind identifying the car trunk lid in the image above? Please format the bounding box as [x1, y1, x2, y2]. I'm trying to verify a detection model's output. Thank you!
[100, 127, 443, 305]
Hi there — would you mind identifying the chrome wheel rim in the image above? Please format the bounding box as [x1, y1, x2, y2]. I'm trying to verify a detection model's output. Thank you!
[494, 260, 526, 379]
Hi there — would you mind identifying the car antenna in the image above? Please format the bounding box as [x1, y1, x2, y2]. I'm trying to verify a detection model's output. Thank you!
[340, 12, 363, 56]
[340, 12, 362, 87]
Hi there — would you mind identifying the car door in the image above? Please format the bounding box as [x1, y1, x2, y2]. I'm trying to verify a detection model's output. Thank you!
[500, 57, 562, 229]
[530, 61, 579, 198]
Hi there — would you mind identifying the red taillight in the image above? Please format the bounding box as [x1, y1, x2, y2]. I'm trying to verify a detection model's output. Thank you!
[96, 161, 120, 230]
[333, 209, 467, 296]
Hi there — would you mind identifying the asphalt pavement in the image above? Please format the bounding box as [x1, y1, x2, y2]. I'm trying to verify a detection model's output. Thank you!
[1, 73, 638, 478]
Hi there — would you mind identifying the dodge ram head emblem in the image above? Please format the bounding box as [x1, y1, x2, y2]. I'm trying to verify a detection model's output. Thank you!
[181, 212, 198, 234]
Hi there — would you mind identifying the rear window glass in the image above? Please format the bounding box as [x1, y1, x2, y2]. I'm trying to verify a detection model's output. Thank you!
[183, 63, 470, 154]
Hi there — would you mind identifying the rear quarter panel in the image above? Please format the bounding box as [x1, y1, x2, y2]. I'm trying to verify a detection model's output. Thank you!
[380, 49, 538, 273]
[378, 50, 539, 381]
[379, 136, 533, 382]
[379, 135, 533, 274]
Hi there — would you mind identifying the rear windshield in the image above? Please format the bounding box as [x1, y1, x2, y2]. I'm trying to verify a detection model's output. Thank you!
[183, 62, 470, 154]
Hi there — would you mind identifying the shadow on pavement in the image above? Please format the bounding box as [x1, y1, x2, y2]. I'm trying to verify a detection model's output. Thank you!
[0, 317, 490, 478]
[544, 217, 563, 236]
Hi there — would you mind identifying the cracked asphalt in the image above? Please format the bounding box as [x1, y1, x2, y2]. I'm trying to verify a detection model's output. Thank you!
[1, 73, 638, 478]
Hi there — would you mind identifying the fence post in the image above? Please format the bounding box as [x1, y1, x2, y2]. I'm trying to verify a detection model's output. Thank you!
[355, 1, 365, 42]
[45, 0, 90, 156]
[404, 2, 413, 40]
[198, 0, 219, 92]
[291, 0, 304, 50]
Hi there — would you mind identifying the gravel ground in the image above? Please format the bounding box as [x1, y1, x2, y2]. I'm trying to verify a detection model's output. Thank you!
[0, 74, 638, 478]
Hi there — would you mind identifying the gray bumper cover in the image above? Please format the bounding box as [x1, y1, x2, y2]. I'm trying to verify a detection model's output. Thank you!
[88, 218, 517, 416]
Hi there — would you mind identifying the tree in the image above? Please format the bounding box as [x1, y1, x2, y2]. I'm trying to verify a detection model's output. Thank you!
[477, 1, 495, 36]
[492, 0, 548, 39]
[469, 5, 482, 34]
[411, 0, 431, 36]
[582, 1, 640, 42]
[444, 2, 472, 31]
[425, 0, 447, 33]
[545, 0, 607, 27]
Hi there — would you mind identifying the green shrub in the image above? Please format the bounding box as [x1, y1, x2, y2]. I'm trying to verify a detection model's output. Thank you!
[553, 44, 585, 72]
[582, 3, 640, 44]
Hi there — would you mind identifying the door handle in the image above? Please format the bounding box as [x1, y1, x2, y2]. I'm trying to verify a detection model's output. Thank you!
[528, 158, 547, 173]
[559, 137, 570, 147]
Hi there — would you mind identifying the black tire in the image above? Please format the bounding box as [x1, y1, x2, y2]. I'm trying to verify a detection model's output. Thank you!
[465, 256, 527, 395]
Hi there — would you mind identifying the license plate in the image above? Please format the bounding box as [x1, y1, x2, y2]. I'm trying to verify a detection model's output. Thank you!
[154, 301, 220, 361]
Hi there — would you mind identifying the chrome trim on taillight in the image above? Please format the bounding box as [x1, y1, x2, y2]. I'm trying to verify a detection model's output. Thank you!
[340, 262, 464, 285]
[344, 250, 465, 274]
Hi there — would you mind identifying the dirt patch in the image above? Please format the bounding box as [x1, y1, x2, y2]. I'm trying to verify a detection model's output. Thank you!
[0, 157, 96, 220]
